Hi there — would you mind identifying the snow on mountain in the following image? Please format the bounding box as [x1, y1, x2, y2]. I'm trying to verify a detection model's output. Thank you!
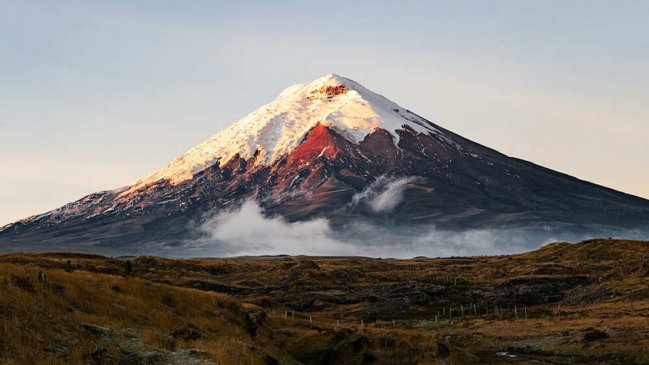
[129, 74, 438, 190]
[4, 73, 649, 255]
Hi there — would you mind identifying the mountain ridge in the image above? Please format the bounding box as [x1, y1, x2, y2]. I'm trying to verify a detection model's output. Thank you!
[126, 73, 437, 191]
[2, 74, 649, 255]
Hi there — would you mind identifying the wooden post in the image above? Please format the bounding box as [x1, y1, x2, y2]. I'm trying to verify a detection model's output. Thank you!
[284, 310, 287, 319]
[514, 305, 518, 319]
[309, 316, 312, 324]
[524, 307, 528, 320]
[392, 319, 396, 327]
[461, 304, 464, 317]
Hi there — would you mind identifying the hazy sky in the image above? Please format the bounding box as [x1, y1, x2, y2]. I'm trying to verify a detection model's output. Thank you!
[1, 0, 648, 226]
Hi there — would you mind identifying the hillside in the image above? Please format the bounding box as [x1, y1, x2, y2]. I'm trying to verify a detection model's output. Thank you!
[1, 238, 648, 364]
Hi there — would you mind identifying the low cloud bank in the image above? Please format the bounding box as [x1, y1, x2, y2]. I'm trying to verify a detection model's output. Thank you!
[189, 200, 639, 258]
[196, 201, 356, 256]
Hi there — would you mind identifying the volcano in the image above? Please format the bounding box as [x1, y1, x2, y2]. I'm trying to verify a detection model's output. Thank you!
[2, 74, 649, 255]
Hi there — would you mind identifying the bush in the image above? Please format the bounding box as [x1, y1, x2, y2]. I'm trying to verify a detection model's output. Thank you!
[124, 261, 132, 277]
[10, 275, 34, 292]
[583, 328, 608, 342]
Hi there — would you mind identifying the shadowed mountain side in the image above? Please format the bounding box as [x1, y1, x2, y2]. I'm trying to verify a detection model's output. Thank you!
[2, 75, 648, 253]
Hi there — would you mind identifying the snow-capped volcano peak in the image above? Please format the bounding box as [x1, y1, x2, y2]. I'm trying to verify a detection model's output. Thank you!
[6, 74, 649, 250]
[130, 74, 438, 188]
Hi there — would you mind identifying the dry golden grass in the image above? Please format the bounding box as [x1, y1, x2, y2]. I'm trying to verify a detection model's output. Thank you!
[0, 263, 284, 364]
[1, 239, 648, 364]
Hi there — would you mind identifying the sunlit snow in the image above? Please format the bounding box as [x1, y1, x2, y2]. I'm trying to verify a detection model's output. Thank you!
[127, 74, 439, 192]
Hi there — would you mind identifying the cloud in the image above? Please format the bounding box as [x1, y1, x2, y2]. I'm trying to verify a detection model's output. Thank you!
[195, 201, 357, 256]
[189, 199, 624, 258]
[351, 176, 419, 213]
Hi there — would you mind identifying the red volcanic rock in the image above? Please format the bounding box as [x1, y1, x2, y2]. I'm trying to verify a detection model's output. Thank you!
[2, 74, 649, 250]
[307, 85, 348, 100]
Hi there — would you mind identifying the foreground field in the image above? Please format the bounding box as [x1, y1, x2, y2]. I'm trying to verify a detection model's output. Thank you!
[1, 239, 648, 364]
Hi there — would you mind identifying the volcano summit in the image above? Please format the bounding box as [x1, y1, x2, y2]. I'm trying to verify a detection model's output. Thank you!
[2, 75, 648, 255]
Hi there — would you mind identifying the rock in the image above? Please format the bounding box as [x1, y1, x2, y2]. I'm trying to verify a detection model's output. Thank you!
[111, 303, 127, 311]
[171, 324, 202, 340]
[564, 286, 613, 305]
[81, 323, 109, 336]
[515, 286, 563, 304]
[43, 344, 70, 356]
[497, 276, 593, 304]
[142, 348, 216, 365]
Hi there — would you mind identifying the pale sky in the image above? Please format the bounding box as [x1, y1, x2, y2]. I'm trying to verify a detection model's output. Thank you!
[1, 0, 648, 226]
